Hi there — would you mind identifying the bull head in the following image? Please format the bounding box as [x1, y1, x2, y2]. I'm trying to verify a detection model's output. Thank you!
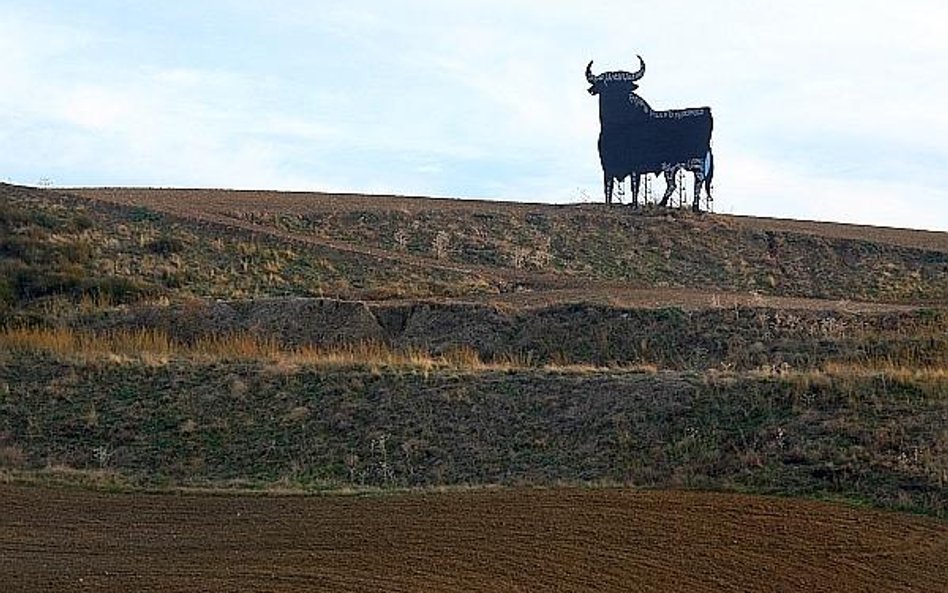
[586, 55, 646, 95]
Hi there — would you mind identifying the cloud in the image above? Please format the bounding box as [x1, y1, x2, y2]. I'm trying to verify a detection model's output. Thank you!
[721, 153, 948, 231]
[0, 1, 946, 231]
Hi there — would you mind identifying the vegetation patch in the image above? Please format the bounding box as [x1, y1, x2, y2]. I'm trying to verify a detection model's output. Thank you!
[1, 346, 945, 515]
[2, 183, 946, 517]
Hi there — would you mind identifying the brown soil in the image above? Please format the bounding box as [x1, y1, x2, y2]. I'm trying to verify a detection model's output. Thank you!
[2, 485, 945, 593]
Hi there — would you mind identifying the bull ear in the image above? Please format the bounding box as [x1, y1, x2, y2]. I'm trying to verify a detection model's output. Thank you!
[586, 60, 597, 84]
[629, 55, 645, 81]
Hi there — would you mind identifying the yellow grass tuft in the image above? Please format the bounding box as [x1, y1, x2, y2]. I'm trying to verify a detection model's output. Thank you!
[0, 326, 491, 370]
[821, 361, 948, 381]
[4, 326, 943, 382]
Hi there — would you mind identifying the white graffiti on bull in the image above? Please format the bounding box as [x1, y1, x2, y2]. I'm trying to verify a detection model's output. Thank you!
[628, 93, 706, 119]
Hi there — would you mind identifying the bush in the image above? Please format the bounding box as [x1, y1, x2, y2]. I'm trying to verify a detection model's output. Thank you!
[72, 213, 94, 231]
[0, 235, 43, 262]
[11, 266, 85, 300]
[0, 201, 28, 227]
[86, 276, 155, 304]
[63, 240, 95, 265]
[0, 275, 15, 306]
[146, 235, 185, 255]
[128, 206, 163, 223]
[2, 263, 154, 305]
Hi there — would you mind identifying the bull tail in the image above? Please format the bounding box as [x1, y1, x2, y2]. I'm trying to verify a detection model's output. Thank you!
[704, 149, 714, 200]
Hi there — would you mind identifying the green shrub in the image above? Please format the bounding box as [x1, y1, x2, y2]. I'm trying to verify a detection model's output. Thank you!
[12, 266, 86, 300]
[146, 235, 185, 255]
[86, 276, 155, 304]
[128, 206, 163, 223]
[0, 201, 28, 227]
[72, 213, 94, 231]
[63, 240, 95, 264]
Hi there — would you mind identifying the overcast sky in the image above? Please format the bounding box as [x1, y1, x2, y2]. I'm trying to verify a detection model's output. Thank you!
[2, 1, 947, 231]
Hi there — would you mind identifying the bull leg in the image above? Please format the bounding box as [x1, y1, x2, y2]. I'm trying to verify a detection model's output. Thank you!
[630, 173, 640, 209]
[659, 168, 676, 207]
[603, 173, 614, 205]
[704, 150, 714, 203]
[692, 167, 704, 213]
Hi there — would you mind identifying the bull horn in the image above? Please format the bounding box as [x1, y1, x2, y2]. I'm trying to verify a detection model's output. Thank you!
[586, 60, 597, 84]
[629, 55, 646, 81]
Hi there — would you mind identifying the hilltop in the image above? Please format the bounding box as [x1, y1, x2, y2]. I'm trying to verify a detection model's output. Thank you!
[63, 185, 948, 304]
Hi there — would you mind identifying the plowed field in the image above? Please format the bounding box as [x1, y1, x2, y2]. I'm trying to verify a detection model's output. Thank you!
[2, 485, 945, 593]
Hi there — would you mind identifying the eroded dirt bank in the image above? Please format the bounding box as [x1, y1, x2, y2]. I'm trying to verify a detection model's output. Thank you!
[81, 297, 946, 369]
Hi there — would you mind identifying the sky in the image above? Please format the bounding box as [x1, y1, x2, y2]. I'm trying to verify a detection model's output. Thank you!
[2, 1, 948, 231]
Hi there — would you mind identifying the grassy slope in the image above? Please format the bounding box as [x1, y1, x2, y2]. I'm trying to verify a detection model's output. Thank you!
[5, 183, 947, 308]
[1, 183, 947, 514]
[2, 351, 945, 515]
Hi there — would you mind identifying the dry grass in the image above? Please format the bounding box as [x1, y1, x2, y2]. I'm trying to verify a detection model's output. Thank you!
[0, 445, 27, 468]
[817, 361, 948, 397]
[0, 326, 498, 371]
[748, 361, 948, 386]
[3, 327, 945, 384]
[725, 360, 948, 402]
[0, 327, 640, 373]
[820, 360, 948, 380]
[0, 326, 412, 367]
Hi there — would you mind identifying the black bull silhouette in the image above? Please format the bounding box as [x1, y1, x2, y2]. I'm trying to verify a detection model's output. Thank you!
[587, 56, 714, 211]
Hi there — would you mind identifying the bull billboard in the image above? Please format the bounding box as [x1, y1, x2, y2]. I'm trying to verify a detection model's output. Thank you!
[587, 56, 714, 211]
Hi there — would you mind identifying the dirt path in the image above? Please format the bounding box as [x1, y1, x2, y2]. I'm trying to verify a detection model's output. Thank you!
[2, 485, 945, 593]
[720, 213, 948, 254]
[66, 187, 495, 281]
[468, 286, 924, 312]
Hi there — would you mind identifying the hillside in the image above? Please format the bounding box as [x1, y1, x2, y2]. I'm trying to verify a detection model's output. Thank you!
[1, 182, 947, 518]
[3, 183, 945, 312]
[63, 185, 948, 304]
